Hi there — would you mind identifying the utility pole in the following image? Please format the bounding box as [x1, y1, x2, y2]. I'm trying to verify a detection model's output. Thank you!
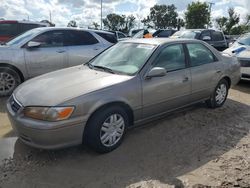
[208, 2, 215, 13]
[49, 11, 52, 23]
[100, 0, 103, 30]
[208, 2, 214, 28]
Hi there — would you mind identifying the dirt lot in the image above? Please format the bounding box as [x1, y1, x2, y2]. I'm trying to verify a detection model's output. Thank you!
[0, 81, 250, 188]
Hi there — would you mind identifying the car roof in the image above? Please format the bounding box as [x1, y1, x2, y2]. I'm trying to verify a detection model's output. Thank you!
[0, 20, 48, 26]
[30, 27, 114, 34]
[181, 29, 223, 33]
[121, 38, 200, 45]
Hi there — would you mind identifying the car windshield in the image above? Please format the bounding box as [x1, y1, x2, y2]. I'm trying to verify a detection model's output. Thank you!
[172, 30, 200, 39]
[6, 28, 41, 46]
[88, 42, 156, 75]
[237, 33, 250, 46]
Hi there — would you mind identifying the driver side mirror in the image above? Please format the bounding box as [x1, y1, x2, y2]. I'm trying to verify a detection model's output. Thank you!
[202, 36, 211, 41]
[27, 41, 41, 48]
[146, 67, 166, 79]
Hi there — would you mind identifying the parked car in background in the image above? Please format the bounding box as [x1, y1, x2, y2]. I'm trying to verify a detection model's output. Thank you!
[7, 38, 240, 153]
[129, 29, 143, 37]
[0, 20, 49, 43]
[0, 27, 117, 96]
[107, 31, 127, 40]
[92, 30, 118, 43]
[223, 33, 250, 79]
[132, 29, 156, 38]
[153, 29, 177, 38]
[171, 29, 228, 51]
[225, 35, 239, 47]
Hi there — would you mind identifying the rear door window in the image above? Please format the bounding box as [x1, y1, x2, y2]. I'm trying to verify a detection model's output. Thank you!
[186, 43, 216, 67]
[212, 31, 224, 41]
[20, 24, 41, 33]
[65, 30, 99, 46]
[0, 23, 19, 36]
[200, 30, 211, 40]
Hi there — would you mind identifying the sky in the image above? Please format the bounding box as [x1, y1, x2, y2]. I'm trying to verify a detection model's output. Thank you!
[0, 0, 249, 28]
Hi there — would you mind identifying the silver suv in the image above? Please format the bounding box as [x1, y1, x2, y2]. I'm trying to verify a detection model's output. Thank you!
[0, 27, 116, 96]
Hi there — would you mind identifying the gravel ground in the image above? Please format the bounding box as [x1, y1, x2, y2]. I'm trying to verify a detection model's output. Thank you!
[0, 80, 250, 188]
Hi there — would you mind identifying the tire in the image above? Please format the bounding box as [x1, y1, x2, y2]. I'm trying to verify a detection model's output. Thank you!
[83, 106, 129, 153]
[206, 79, 229, 108]
[0, 67, 21, 97]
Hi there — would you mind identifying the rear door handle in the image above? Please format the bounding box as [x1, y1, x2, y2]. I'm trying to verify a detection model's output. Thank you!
[216, 70, 222, 74]
[56, 50, 66, 53]
[183, 77, 189, 82]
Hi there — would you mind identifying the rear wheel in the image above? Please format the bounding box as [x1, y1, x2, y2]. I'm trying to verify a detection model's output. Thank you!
[0, 67, 21, 97]
[83, 106, 129, 153]
[206, 79, 229, 108]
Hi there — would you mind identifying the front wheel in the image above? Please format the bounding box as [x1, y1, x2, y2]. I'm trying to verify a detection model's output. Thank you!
[83, 106, 129, 153]
[206, 79, 229, 108]
[0, 67, 21, 97]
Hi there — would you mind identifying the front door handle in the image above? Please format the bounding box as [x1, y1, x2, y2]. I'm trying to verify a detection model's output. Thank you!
[183, 77, 189, 82]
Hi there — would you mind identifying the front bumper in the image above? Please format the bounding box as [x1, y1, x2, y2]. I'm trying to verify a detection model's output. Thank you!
[7, 99, 86, 150]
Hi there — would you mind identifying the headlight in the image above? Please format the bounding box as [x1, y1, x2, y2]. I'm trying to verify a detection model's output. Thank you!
[23, 106, 75, 121]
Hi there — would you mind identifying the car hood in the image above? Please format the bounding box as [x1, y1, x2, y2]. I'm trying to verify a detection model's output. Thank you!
[223, 44, 250, 58]
[14, 65, 132, 106]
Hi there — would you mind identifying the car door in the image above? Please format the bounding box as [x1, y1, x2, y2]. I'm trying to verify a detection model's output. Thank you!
[24, 30, 68, 78]
[65, 30, 104, 66]
[142, 44, 192, 118]
[186, 43, 221, 101]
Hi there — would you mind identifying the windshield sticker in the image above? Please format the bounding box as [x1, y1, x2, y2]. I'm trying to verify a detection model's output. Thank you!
[137, 45, 155, 49]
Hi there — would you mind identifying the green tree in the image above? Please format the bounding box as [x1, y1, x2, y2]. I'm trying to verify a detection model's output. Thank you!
[92, 22, 100, 30]
[122, 15, 136, 33]
[226, 8, 240, 34]
[103, 13, 125, 31]
[185, 1, 210, 29]
[215, 17, 228, 32]
[215, 8, 240, 34]
[103, 14, 135, 33]
[177, 18, 185, 30]
[67, 20, 77, 27]
[142, 4, 178, 29]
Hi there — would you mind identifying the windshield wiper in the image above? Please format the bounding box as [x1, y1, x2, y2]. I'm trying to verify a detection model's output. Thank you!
[238, 41, 245, 45]
[89, 64, 115, 74]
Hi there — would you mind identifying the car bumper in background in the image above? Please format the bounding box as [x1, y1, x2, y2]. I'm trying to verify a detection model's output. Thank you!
[239, 59, 250, 79]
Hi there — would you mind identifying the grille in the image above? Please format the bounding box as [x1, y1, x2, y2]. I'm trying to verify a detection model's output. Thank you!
[10, 95, 22, 113]
[239, 60, 250, 67]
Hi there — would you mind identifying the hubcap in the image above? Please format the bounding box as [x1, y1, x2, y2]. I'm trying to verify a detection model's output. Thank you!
[100, 114, 125, 147]
[0, 72, 16, 94]
[215, 83, 227, 105]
